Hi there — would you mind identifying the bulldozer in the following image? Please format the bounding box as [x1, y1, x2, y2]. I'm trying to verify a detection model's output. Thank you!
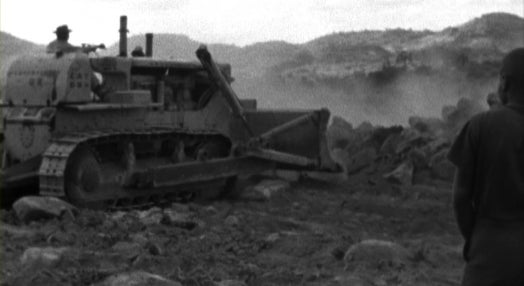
[0, 16, 340, 208]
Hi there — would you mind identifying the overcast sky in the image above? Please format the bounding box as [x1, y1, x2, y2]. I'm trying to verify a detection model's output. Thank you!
[1, 0, 522, 47]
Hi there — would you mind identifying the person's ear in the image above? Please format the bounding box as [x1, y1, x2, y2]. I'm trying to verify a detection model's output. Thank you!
[501, 76, 510, 92]
[497, 76, 509, 104]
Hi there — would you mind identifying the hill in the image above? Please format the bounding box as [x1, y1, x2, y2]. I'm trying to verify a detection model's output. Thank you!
[0, 32, 45, 88]
[436, 12, 524, 52]
[283, 12, 523, 76]
[0, 32, 44, 59]
[0, 32, 44, 71]
[261, 12, 523, 124]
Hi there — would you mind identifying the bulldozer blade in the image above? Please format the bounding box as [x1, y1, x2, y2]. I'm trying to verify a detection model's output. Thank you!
[245, 108, 341, 172]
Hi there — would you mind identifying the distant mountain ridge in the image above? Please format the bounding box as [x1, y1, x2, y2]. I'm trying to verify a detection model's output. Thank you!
[0, 32, 44, 58]
[103, 12, 523, 79]
[447, 13, 524, 51]
[1, 12, 522, 78]
[0, 32, 44, 83]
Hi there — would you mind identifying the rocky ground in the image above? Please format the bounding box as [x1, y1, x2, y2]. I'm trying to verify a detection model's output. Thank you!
[1, 172, 463, 286]
[0, 97, 481, 286]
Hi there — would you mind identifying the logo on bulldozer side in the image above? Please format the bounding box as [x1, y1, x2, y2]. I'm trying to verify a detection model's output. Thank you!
[20, 124, 35, 149]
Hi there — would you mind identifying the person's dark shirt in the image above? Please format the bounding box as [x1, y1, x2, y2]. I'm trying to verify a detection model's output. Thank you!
[448, 103, 524, 220]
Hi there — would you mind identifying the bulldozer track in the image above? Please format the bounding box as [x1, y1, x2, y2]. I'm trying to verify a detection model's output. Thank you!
[39, 129, 231, 209]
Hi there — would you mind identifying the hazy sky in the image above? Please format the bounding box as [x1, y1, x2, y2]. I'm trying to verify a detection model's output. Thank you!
[1, 0, 522, 47]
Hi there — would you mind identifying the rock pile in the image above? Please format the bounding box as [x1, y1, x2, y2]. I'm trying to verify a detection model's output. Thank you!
[328, 97, 485, 184]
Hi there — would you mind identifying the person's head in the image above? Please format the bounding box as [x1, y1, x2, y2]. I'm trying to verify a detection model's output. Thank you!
[131, 46, 145, 57]
[498, 48, 524, 104]
[54, 25, 71, 41]
[487, 92, 502, 109]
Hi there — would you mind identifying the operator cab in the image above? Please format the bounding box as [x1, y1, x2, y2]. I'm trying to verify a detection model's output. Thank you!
[89, 56, 233, 111]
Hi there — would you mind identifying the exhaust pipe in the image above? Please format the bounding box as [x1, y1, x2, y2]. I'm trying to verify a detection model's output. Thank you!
[119, 15, 128, 57]
[145, 33, 153, 57]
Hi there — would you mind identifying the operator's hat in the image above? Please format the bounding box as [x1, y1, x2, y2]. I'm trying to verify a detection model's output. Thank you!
[54, 25, 71, 34]
[500, 47, 524, 80]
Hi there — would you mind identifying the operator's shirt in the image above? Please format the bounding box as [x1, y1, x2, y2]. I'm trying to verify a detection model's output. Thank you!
[448, 103, 524, 221]
[46, 40, 80, 54]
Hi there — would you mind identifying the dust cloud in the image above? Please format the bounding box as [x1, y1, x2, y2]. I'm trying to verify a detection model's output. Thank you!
[234, 69, 498, 126]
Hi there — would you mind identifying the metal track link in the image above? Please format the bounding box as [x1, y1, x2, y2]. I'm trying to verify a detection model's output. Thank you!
[39, 129, 227, 209]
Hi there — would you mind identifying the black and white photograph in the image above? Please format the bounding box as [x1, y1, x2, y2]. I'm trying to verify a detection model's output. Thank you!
[1, 0, 523, 285]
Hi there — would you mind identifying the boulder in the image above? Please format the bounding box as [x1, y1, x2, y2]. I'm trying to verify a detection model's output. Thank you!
[241, 179, 290, 201]
[146, 241, 163, 256]
[111, 241, 142, 253]
[412, 169, 433, 186]
[365, 126, 404, 150]
[265, 233, 280, 244]
[129, 233, 149, 246]
[13, 196, 77, 223]
[274, 170, 301, 182]
[331, 116, 354, 131]
[356, 121, 374, 134]
[216, 280, 247, 286]
[327, 116, 355, 150]
[95, 271, 182, 286]
[203, 205, 218, 214]
[331, 245, 347, 260]
[333, 274, 372, 286]
[110, 211, 127, 221]
[224, 215, 240, 226]
[408, 116, 444, 137]
[110, 241, 142, 260]
[136, 207, 164, 225]
[20, 246, 70, 268]
[345, 147, 377, 174]
[429, 149, 455, 180]
[383, 161, 414, 185]
[344, 239, 410, 269]
[407, 148, 427, 169]
[169, 203, 191, 213]
[379, 133, 402, 156]
[394, 129, 431, 155]
[331, 148, 350, 171]
[2, 224, 38, 239]
[423, 138, 450, 157]
[161, 210, 197, 230]
[416, 242, 462, 266]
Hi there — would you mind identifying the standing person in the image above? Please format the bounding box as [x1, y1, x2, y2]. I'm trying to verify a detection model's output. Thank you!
[448, 47, 524, 285]
[46, 25, 81, 54]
